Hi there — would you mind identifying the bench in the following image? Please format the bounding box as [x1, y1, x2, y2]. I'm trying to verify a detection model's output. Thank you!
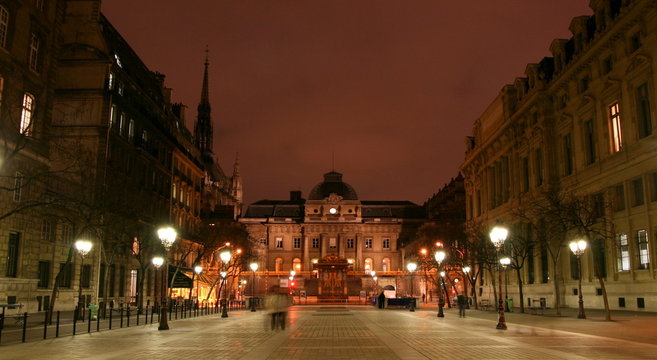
[529, 299, 546, 315]
[479, 299, 494, 311]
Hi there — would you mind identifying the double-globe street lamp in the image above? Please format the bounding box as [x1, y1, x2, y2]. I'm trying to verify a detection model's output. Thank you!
[156, 226, 177, 331]
[219, 249, 232, 318]
[500, 257, 511, 312]
[74, 239, 93, 318]
[407, 262, 417, 312]
[250, 262, 259, 312]
[434, 249, 446, 318]
[569, 239, 588, 319]
[489, 225, 508, 330]
[194, 265, 203, 306]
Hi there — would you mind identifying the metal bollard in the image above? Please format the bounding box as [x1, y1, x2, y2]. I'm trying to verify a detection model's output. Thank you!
[96, 309, 101, 332]
[88, 309, 92, 333]
[120, 306, 124, 328]
[126, 307, 130, 327]
[73, 308, 77, 336]
[150, 305, 154, 324]
[109, 307, 113, 330]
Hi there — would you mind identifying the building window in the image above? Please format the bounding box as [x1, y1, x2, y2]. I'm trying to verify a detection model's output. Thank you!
[347, 238, 354, 249]
[293, 237, 301, 249]
[119, 266, 126, 296]
[636, 83, 652, 139]
[41, 220, 53, 241]
[38, 261, 50, 288]
[591, 193, 605, 220]
[61, 224, 73, 242]
[570, 252, 579, 280]
[128, 119, 135, 141]
[129, 269, 137, 299]
[632, 178, 644, 207]
[563, 134, 573, 176]
[82, 264, 92, 288]
[108, 72, 115, 90]
[364, 258, 373, 272]
[613, 183, 625, 212]
[637, 230, 649, 270]
[593, 239, 607, 279]
[527, 243, 535, 284]
[293, 258, 301, 272]
[540, 245, 549, 283]
[6, 232, 20, 277]
[584, 119, 596, 164]
[20, 93, 35, 135]
[58, 262, 72, 288]
[382, 258, 390, 272]
[0, 6, 8, 49]
[312, 238, 319, 249]
[275, 237, 283, 249]
[109, 264, 116, 296]
[259, 238, 267, 246]
[35, 0, 45, 12]
[119, 113, 126, 134]
[534, 148, 543, 186]
[329, 237, 336, 248]
[29, 33, 40, 72]
[365, 238, 372, 249]
[13, 172, 23, 202]
[275, 258, 283, 272]
[382, 238, 390, 249]
[609, 102, 623, 153]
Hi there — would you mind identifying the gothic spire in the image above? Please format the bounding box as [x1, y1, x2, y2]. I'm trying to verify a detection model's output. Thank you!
[195, 46, 213, 155]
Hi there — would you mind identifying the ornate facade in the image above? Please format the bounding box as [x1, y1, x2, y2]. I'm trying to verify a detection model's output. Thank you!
[461, 0, 657, 311]
[240, 171, 424, 297]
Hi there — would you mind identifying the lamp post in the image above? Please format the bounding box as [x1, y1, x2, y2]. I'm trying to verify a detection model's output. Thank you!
[500, 257, 511, 312]
[407, 262, 417, 312]
[152, 256, 164, 316]
[569, 239, 588, 319]
[434, 250, 446, 318]
[250, 262, 258, 312]
[219, 249, 231, 318]
[157, 226, 177, 331]
[74, 239, 93, 318]
[194, 265, 203, 306]
[463, 266, 471, 301]
[489, 225, 508, 330]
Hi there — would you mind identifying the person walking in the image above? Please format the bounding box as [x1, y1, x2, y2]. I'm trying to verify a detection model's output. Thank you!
[457, 294, 467, 318]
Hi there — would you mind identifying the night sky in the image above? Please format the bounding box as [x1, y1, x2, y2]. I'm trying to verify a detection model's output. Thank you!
[102, 1, 592, 206]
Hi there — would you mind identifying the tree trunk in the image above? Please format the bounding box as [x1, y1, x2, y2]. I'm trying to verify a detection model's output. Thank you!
[136, 266, 146, 313]
[552, 273, 562, 315]
[598, 276, 611, 321]
[515, 267, 525, 313]
[47, 246, 74, 324]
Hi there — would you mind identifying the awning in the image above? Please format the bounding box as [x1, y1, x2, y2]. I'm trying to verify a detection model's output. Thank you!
[168, 266, 193, 288]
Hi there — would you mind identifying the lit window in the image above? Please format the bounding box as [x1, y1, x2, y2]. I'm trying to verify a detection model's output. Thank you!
[275, 258, 283, 272]
[637, 230, 649, 270]
[114, 53, 122, 68]
[365, 238, 372, 249]
[20, 93, 35, 135]
[128, 119, 134, 140]
[119, 113, 125, 134]
[382, 258, 390, 272]
[29, 33, 40, 72]
[0, 6, 8, 48]
[382, 238, 390, 249]
[276, 237, 283, 249]
[172, 183, 177, 201]
[13, 172, 22, 202]
[347, 238, 354, 249]
[109, 105, 117, 127]
[108, 73, 114, 90]
[364, 258, 373, 271]
[35, 0, 45, 11]
[293, 237, 301, 249]
[40, 220, 53, 241]
[617, 233, 630, 271]
[293, 258, 301, 272]
[609, 102, 623, 153]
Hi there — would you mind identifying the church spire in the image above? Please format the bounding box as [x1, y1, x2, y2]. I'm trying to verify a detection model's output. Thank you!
[195, 46, 213, 155]
[231, 152, 243, 205]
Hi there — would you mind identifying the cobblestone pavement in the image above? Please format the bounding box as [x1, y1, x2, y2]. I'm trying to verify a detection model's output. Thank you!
[2, 306, 657, 359]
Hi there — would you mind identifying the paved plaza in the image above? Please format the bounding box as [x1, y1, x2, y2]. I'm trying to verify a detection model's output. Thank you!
[2, 306, 657, 359]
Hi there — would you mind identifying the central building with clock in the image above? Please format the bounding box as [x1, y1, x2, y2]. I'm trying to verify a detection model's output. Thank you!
[240, 171, 425, 300]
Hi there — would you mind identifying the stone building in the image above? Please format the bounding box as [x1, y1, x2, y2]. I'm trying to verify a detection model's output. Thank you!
[461, 0, 657, 311]
[240, 171, 424, 299]
[0, 0, 66, 312]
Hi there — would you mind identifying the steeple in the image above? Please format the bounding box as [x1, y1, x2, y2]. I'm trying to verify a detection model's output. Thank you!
[231, 153, 243, 205]
[194, 47, 213, 155]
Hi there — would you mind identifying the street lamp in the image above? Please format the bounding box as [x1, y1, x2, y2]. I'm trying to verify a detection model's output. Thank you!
[194, 265, 203, 305]
[156, 226, 177, 331]
[569, 239, 588, 319]
[219, 249, 231, 318]
[250, 262, 258, 312]
[489, 225, 508, 330]
[435, 250, 446, 318]
[407, 262, 417, 312]
[74, 239, 93, 318]
[463, 266, 471, 300]
[500, 257, 511, 312]
[152, 256, 164, 317]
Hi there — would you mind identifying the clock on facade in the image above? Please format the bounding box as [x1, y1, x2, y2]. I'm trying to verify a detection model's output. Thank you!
[329, 207, 337, 214]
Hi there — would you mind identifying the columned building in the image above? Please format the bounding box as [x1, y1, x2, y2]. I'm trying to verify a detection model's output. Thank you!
[240, 171, 424, 299]
[461, 0, 657, 311]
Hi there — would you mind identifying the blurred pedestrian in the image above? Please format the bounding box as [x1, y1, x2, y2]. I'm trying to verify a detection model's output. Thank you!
[457, 294, 467, 318]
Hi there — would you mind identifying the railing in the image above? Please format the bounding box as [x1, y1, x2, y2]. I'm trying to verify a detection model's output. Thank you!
[0, 300, 246, 346]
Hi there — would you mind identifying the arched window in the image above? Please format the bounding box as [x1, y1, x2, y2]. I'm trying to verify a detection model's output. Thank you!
[364, 258, 373, 273]
[20, 93, 35, 135]
[293, 258, 302, 272]
[382, 258, 391, 272]
[275, 258, 283, 272]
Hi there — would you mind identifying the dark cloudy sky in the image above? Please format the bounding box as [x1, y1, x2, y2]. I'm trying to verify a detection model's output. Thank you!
[102, 0, 591, 206]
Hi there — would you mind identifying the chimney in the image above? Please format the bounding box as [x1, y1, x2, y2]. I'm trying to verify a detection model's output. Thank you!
[290, 191, 302, 201]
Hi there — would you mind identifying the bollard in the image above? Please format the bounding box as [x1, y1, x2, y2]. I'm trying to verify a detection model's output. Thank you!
[96, 309, 101, 332]
[43, 311, 48, 339]
[73, 307, 77, 335]
[0, 307, 5, 345]
[136, 307, 140, 326]
[109, 307, 113, 330]
[150, 305, 154, 324]
[56, 311, 61, 337]
[120, 306, 124, 328]
[21, 312, 27, 343]
[88, 309, 92, 333]
[126, 307, 130, 327]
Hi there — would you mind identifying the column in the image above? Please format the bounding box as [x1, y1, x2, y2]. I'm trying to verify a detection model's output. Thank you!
[320, 233, 328, 259]
[355, 233, 363, 271]
[338, 233, 346, 258]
